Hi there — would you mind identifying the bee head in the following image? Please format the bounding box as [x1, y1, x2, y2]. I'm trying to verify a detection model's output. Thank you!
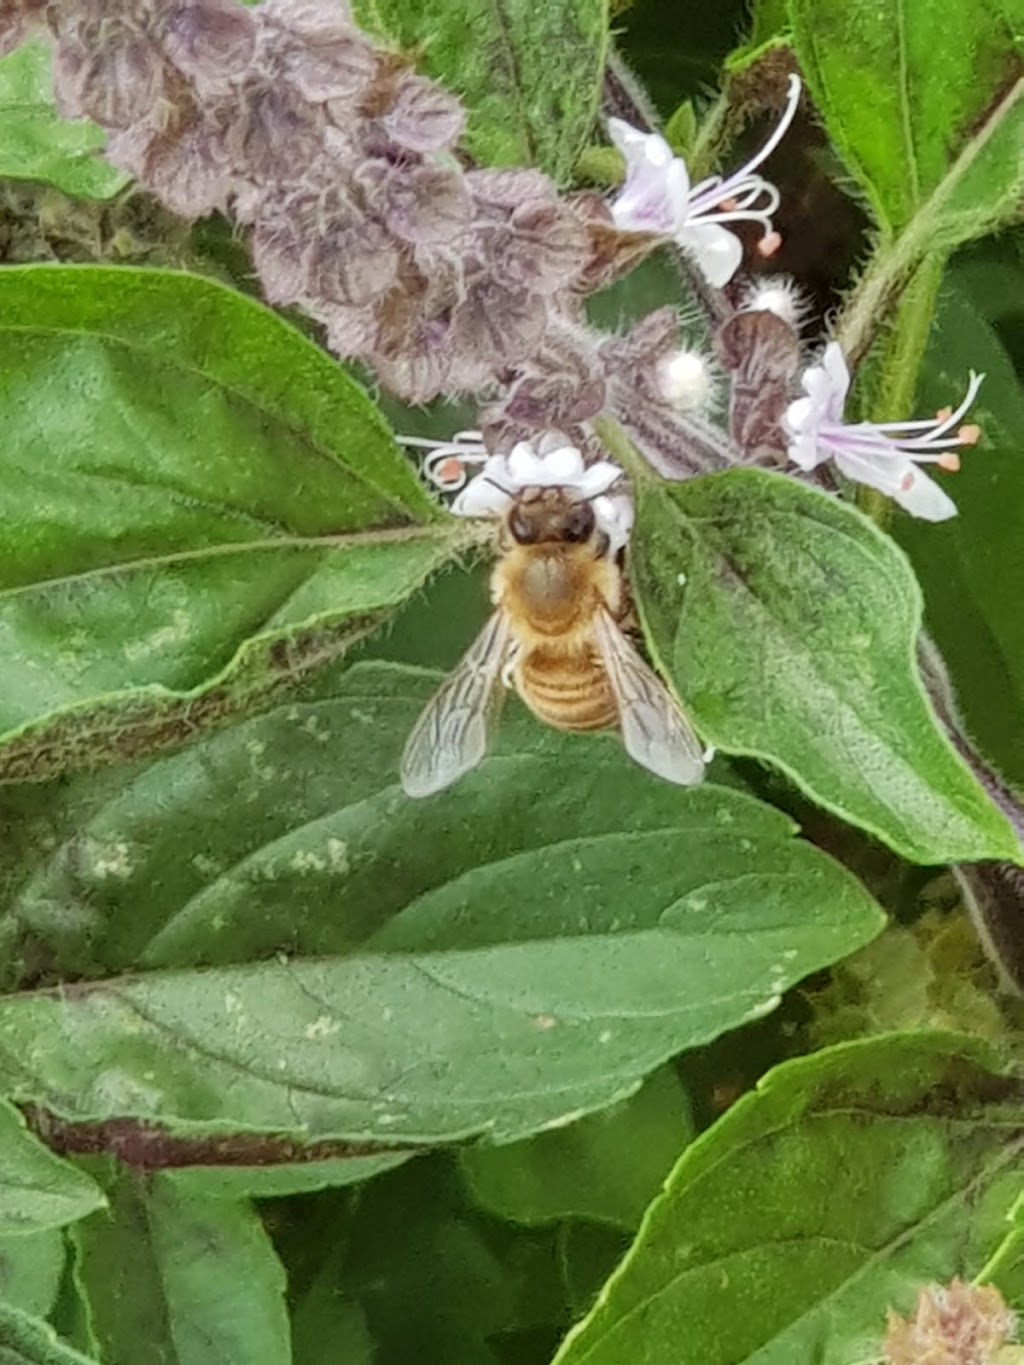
[506, 487, 597, 546]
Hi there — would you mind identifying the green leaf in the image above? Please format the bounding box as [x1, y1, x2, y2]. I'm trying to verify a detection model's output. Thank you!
[166, 1154, 412, 1201]
[292, 1290, 372, 1365]
[71, 1167, 289, 1365]
[461, 1066, 694, 1230]
[0, 1303, 97, 1365]
[558, 1223, 631, 1320]
[632, 469, 1020, 865]
[0, 43, 128, 201]
[790, 0, 1023, 241]
[553, 1032, 1024, 1364]
[983, 1192, 1024, 1305]
[350, 0, 608, 182]
[0, 1234, 64, 1320]
[0, 664, 884, 1144]
[324, 1157, 519, 1365]
[894, 260, 1024, 788]
[0, 1099, 105, 1235]
[0, 264, 457, 780]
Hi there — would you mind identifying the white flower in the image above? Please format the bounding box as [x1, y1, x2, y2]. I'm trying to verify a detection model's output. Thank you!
[608, 75, 801, 289]
[783, 343, 984, 521]
[451, 437, 632, 552]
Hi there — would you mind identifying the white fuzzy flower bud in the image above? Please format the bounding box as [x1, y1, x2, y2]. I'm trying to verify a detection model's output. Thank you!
[656, 347, 713, 412]
[741, 275, 807, 331]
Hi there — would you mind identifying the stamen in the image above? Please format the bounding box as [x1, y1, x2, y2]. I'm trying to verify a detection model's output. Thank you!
[399, 430, 489, 493]
[958, 424, 981, 446]
[937, 453, 961, 472]
[757, 231, 782, 258]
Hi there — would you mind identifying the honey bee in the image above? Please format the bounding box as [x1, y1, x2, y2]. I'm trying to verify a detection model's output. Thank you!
[400, 482, 706, 797]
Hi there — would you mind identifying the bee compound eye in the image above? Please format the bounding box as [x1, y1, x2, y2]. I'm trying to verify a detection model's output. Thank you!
[564, 501, 596, 543]
[508, 505, 538, 543]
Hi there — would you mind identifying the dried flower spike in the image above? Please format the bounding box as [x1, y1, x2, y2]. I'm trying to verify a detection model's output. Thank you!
[607, 74, 801, 288]
[884, 1280, 1016, 1365]
[784, 342, 984, 520]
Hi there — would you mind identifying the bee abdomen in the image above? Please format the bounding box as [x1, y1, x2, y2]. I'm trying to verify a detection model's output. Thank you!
[516, 651, 617, 732]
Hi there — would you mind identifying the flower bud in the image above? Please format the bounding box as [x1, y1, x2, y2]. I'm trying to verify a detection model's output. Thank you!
[656, 347, 714, 412]
[160, 0, 256, 92]
[378, 72, 466, 152]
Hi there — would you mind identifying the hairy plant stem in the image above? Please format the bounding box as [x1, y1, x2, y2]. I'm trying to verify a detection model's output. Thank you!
[836, 75, 1024, 369]
[592, 414, 656, 485]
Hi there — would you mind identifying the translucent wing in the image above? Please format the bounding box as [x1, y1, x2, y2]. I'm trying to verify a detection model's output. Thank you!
[400, 611, 513, 798]
[593, 609, 705, 787]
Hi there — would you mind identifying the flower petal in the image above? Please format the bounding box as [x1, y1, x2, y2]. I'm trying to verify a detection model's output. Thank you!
[451, 458, 515, 518]
[678, 221, 743, 288]
[578, 460, 625, 498]
[539, 444, 587, 484]
[506, 441, 548, 487]
[891, 467, 958, 521]
[593, 491, 634, 553]
[819, 342, 851, 418]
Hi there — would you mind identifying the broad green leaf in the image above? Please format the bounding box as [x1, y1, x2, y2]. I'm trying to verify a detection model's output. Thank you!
[631, 470, 1020, 865]
[327, 1156, 520, 1365]
[0, 264, 458, 779]
[983, 1192, 1024, 1303]
[895, 262, 1024, 788]
[0, 1099, 105, 1235]
[554, 1032, 1024, 1364]
[351, 0, 608, 182]
[0, 665, 884, 1145]
[790, 0, 1023, 241]
[71, 1167, 289, 1365]
[0, 43, 127, 201]
[558, 1223, 631, 1320]
[461, 1067, 694, 1231]
[0, 1234, 64, 1320]
[0, 1303, 96, 1365]
[292, 1290, 372, 1365]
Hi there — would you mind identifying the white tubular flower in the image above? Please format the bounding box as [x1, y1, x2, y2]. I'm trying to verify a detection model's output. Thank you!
[608, 75, 801, 289]
[451, 438, 632, 551]
[784, 343, 984, 522]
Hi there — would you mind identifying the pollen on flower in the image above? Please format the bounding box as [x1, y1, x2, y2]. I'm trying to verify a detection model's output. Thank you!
[937, 453, 961, 472]
[958, 424, 981, 446]
[435, 456, 465, 485]
[757, 230, 782, 258]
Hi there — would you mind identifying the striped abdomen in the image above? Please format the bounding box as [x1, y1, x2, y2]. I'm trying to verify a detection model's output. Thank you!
[515, 643, 618, 732]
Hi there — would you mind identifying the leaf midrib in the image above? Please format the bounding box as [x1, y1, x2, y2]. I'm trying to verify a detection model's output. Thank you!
[0, 524, 450, 602]
[0, 317, 419, 523]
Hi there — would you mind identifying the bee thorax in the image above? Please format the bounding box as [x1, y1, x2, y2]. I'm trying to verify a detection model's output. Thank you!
[519, 553, 577, 612]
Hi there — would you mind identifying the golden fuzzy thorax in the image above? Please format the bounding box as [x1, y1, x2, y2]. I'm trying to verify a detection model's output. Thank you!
[491, 543, 624, 732]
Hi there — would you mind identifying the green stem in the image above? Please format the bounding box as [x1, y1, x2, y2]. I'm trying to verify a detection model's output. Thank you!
[592, 415, 656, 485]
[873, 251, 947, 420]
[688, 90, 737, 181]
[836, 75, 1023, 369]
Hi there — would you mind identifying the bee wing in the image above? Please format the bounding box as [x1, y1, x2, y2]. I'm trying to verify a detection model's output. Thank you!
[593, 609, 706, 788]
[400, 610, 513, 798]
